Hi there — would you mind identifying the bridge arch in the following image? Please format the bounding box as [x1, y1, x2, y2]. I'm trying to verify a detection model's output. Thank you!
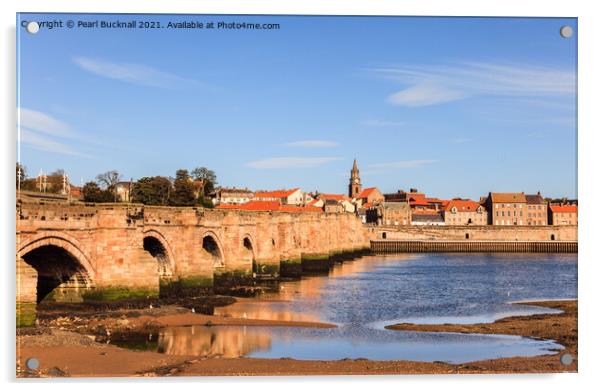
[242, 234, 257, 274]
[17, 233, 94, 303]
[143, 229, 176, 280]
[201, 230, 225, 268]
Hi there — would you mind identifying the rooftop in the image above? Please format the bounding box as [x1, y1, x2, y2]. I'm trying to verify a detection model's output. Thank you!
[254, 188, 300, 198]
[444, 199, 482, 212]
[550, 204, 578, 213]
[490, 192, 527, 203]
[357, 187, 379, 199]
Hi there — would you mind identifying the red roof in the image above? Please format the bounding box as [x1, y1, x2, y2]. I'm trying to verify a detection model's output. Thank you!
[217, 200, 321, 213]
[363, 202, 374, 209]
[444, 199, 482, 212]
[254, 188, 300, 199]
[357, 187, 378, 199]
[320, 193, 348, 201]
[409, 199, 431, 206]
[217, 201, 281, 211]
[550, 205, 578, 213]
[280, 205, 323, 213]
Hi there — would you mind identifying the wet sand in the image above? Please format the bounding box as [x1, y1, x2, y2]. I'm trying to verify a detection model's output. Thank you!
[386, 300, 577, 373]
[17, 300, 576, 377]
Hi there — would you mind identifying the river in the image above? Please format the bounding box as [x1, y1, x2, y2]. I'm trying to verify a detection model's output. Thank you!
[112, 253, 577, 364]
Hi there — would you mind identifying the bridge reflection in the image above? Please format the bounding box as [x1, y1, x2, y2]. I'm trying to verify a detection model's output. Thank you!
[149, 326, 272, 357]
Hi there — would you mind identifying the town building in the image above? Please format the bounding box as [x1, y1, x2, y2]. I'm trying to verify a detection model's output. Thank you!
[324, 199, 345, 213]
[385, 188, 446, 212]
[216, 200, 322, 213]
[348, 159, 362, 198]
[211, 187, 254, 205]
[317, 193, 355, 213]
[115, 181, 132, 202]
[355, 187, 384, 206]
[525, 192, 548, 226]
[253, 188, 304, 205]
[307, 198, 324, 208]
[384, 188, 425, 203]
[411, 211, 445, 226]
[485, 192, 527, 226]
[443, 199, 487, 226]
[366, 202, 412, 226]
[549, 204, 578, 225]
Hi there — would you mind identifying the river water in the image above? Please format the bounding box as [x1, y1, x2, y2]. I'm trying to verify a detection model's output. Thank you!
[113, 253, 577, 364]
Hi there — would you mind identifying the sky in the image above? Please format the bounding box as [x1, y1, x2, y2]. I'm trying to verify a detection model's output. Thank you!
[16, 14, 577, 199]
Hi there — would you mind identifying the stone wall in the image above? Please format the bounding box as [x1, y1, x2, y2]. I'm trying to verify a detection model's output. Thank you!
[367, 224, 578, 241]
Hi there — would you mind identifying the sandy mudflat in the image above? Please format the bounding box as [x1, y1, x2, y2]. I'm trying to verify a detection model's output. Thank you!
[16, 300, 576, 377]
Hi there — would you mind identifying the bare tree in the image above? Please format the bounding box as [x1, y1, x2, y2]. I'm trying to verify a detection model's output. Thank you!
[96, 170, 122, 190]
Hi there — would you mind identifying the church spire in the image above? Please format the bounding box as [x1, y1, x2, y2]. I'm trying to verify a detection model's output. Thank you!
[349, 159, 362, 198]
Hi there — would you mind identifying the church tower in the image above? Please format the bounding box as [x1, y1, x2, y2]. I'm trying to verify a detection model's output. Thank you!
[349, 159, 362, 198]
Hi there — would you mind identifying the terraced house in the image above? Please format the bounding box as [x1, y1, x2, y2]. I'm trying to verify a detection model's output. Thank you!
[549, 204, 578, 225]
[443, 199, 488, 226]
[485, 192, 527, 226]
[525, 192, 548, 226]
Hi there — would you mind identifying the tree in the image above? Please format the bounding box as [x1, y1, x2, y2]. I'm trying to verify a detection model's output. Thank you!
[82, 181, 113, 203]
[191, 167, 218, 198]
[96, 170, 122, 202]
[46, 169, 66, 194]
[131, 176, 173, 205]
[96, 170, 121, 190]
[170, 169, 196, 206]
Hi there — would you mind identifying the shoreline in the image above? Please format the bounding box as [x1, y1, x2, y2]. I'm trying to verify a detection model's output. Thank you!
[17, 299, 577, 377]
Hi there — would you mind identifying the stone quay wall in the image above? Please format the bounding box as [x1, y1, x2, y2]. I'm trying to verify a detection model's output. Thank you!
[366, 225, 578, 242]
[16, 201, 369, 324]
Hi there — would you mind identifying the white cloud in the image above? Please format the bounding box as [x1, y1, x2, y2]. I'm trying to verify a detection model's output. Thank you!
[283, 140, 339, 148]
[362, 119, 404, 127]
[370, 62, 575, 107]
[18, 108, 102, 157]
[246, 157, 342, 169]
[368, 159, 437, 169]
[19, 108, 75, 138]
[73, 57, 200, 89]
[20, 129, 91, 158]
[387, 83, 466, 107]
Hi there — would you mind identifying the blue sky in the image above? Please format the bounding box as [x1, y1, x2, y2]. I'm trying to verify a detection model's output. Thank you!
[17, 14, 577, 199]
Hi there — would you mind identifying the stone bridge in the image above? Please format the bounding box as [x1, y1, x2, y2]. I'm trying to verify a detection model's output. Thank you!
[16, 201, 369, 326]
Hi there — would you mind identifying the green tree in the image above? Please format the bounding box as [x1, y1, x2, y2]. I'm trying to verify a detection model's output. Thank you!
[191, 167, 218, 198]
[170, 169, 196, 206]
[83, 181, 113, 203]
[131, 176, 173, 205]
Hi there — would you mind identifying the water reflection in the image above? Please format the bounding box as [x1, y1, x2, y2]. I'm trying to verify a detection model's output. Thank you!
[116, 325, 563, 364]
[156, 326, 271, 357]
